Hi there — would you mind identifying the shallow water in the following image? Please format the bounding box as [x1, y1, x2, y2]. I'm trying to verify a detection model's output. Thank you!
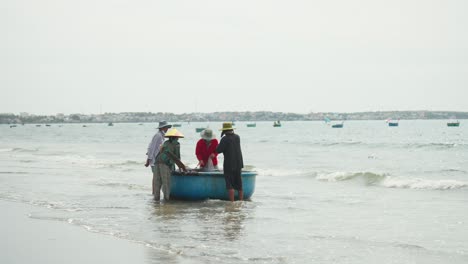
[1, 120, 468, 263]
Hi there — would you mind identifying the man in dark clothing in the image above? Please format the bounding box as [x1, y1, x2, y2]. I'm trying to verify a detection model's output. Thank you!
[216, 122, 244, 201]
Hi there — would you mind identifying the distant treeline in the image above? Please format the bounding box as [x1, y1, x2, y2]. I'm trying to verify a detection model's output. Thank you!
[1, 111, 468, 124]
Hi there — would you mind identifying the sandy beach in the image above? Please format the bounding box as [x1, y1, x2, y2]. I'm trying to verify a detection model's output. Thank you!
[0, 200, 149, 264]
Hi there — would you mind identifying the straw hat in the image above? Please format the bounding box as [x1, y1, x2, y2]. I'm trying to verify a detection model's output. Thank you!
[200, 129, 215, 140]
[164, 128, 184, 138]
[157, 121, 172, 129]
[219, 122, 235, 131]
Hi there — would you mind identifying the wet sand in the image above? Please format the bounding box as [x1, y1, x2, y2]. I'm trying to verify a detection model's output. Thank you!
[0, 200, 149, 264]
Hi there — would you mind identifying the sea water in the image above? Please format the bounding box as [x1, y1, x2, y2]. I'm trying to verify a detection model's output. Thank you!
[1, 120, 467, 263]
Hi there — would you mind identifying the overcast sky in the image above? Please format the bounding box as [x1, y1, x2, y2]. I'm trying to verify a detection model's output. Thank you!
[1, 0, 467, 115]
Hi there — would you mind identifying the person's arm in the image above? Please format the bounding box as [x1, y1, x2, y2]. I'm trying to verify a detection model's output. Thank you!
[195, 140, 205, 166]
[216, 138, 225, 154]
[145, 133, 163, 166]
[145, 134, 158, 166]
[210, 139, 219, 159]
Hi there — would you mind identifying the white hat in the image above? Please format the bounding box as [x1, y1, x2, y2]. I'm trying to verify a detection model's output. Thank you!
[200, 129, 215, 140]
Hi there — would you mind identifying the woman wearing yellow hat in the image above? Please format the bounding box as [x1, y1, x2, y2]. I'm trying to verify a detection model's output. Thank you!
[153, 128, 184, 201]
[216, 122, 244, 201]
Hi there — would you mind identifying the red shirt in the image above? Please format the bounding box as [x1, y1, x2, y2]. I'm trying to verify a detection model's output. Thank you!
[195, 139, 219, 167]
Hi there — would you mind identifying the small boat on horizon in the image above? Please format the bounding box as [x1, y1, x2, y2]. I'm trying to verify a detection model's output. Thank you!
[447, 120, 460, 127]
[170, 170, 257, 200]
[331, 122, 344, 128]
[173, 123, 182, 127]
[246, 123, 256, 127]
[386, 118, 399, 127]
[273, 120, 281, 127]
[195, 127, 206, 133]
[108, 122, 114, 126]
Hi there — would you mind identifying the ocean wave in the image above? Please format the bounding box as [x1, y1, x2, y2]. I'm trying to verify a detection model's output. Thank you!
[0, 148, 14, 152]
[382, 178, 467, 190]
[31, 154, 142, 169]
[316, 171, 468, 190]
[93, 181, 150, 191]
[0, 171, 29, 175]
[254, 168, 308, 177]
[316, 171, 387, 184]
[0, 147, 39, 153]
[424, 168, 468, 175]
[407, 142, 463, 149]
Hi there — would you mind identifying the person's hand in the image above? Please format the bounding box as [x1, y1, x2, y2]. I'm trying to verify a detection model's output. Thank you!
[199, 160, 205, 167]
[144, 159, 150, 167]
[209, 153, 215, 159]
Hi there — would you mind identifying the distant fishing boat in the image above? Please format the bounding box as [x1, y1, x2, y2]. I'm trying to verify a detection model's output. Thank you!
[195, 127, 206, 133]
[108, 122, 113, 126]
[273, 120, 281, 127]
[386, 118, 399, 127]
[170, 170, 257, 200]
[447, 120, 460, 127]
[246, 123, 256, 127]
[173, 123, 182, 127]
[325, 117, 343, 128]
[331, 122, 344, 128]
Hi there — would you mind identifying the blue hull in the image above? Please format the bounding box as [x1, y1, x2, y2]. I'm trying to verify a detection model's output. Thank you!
[170, 171, 257, 200]
[388, 123, 399, 127]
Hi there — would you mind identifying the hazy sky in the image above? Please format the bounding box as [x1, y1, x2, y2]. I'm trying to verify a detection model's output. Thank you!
[1, 0, 467, 115]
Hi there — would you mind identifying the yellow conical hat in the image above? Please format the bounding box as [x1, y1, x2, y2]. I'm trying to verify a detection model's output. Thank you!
[164, 128, 184, 138]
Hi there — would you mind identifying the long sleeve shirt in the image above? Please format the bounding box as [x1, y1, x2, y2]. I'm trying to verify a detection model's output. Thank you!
[195, 139, 219, 167]
[216, 133, 243, 171]
[156, 139, 181, 171]
[146, 130, 165, 166]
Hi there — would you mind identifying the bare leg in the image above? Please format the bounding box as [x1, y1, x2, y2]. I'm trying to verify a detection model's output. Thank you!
[238, 190, 243, 201]
[228, 189, 235, 202]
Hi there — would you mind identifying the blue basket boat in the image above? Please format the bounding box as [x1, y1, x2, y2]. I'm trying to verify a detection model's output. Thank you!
[170, 170, 257, 200]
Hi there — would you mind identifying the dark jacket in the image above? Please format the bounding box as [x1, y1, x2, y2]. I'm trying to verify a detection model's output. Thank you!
[216, 132, 243, 171]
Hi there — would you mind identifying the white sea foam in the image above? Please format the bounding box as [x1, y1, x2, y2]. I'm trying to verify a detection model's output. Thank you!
[382, 178, 468, 190]
[32, 154, 142, 169]
[0, 148, 14, 152]
[254, 167, 305, 177]
[316, 171, 387, 184]
[316, 171, 468, 190]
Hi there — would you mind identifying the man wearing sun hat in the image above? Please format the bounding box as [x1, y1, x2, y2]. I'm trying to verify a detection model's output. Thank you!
[145, 121, 172, 198]
[216, 122, 244, 202]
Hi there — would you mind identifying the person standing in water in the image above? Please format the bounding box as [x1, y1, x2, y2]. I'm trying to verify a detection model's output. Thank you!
[216, 122, 244, 202]
[145, 121, 172, 198]
[153, 128, 184, 201]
